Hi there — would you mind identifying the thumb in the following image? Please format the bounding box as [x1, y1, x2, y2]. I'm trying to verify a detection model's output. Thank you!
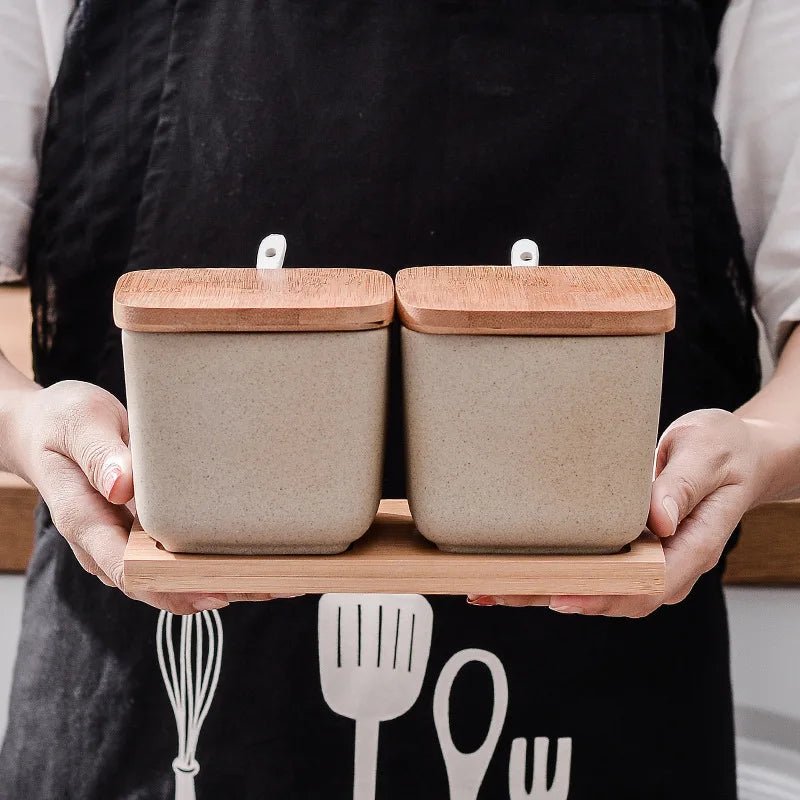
[648, 426, 725, 538]
[59, 396, 134, 505]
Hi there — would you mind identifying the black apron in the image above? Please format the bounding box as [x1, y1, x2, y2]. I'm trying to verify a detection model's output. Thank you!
[2, 1, 760, 798]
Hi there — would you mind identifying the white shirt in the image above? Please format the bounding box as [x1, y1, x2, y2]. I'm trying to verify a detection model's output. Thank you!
[1, 0, 799, 357]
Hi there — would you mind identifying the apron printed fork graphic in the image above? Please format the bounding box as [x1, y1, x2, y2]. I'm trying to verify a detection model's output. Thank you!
[509, 737, 572, 799]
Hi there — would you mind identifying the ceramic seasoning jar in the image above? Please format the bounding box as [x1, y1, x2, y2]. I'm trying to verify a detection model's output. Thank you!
[113, 267, 394, 554]
[395, 265, 675, 554]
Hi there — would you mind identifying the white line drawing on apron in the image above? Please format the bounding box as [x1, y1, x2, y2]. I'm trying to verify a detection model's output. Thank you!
[433, 648, 509, 800]
[156, 610, 224, 800]
[318, 594, 434, 800]
[509, 737, 572, 799]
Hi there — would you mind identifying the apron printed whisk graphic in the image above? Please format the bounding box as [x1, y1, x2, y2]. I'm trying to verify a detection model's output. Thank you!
[157, 610, 224, 800]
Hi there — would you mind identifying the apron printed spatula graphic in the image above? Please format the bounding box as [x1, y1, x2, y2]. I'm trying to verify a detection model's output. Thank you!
[318, 594, 434, 800]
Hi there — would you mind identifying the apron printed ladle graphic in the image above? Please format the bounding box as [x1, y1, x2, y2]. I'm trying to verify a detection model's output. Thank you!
[318, 594, 434, 800]
[433, 648, 509, 800]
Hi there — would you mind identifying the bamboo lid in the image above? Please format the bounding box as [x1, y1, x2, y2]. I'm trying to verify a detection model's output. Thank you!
[113, 268, 395, 332]
[395, 266, 675, 335]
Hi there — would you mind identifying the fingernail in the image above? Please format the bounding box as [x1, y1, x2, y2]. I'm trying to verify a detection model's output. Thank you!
[549, 605, 584, 614]
[662, 496, 680, 533]
[467, 595, 496, 606]
[271, 593, 303, 599]
[193, 597, 229, 612]
[102, 465, 122, 497]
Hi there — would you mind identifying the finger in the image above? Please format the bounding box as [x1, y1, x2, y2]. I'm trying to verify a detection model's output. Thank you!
[548, 593, 661, 618]
[550, 485, 746, 617]
[70, 502, 230, 614]
[66, 539, 115, 587]
[40, 455, 210, 612]
[67, 549, 220, 609]
[547, 512, 722, 617]
[53, 388, 134, 504]
[467, 595, 550, 607]
[127, 591, 230, 616]
[40, 453, 230, 614]
[660, 484, 747, 603]
[226, 593, 304, 602]
[128, 593, 300, 614]
[37, 451, 120, 590]
[44, 457, 130, 588]
[648, 426, 731, 538]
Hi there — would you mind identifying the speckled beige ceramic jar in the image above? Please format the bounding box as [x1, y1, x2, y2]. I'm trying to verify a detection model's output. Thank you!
[113, 267, 394, 554]
[396, 265, 676, 554]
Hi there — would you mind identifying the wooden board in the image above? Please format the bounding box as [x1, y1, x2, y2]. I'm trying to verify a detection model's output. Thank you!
[0, 471, 37, 573]
[113, 268, 394, 332]
[0, 284, 37, 573]
[725, 501, 800, 585]
[395, 266, 675, 335]
[6, 485, 800, 586]
[124, 499, 665, 595]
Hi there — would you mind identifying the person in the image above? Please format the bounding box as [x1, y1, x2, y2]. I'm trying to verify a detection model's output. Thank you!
[1, 1, 799, 797]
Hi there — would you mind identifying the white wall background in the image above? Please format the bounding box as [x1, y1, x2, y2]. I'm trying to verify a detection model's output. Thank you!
[0, 575, 24, 740]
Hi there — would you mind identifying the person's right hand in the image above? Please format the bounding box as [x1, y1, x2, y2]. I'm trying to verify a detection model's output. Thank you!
[9, 380, 287, 614]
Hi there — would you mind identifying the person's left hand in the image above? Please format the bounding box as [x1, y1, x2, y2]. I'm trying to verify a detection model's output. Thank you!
[467, 408, 780, 617]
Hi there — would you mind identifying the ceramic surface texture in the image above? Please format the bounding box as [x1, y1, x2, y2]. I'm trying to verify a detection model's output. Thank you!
[123, 328, 388, 554]
[402, 329, 664, 554]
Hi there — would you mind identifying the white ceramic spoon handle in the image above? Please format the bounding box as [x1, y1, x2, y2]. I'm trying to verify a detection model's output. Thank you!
[510, 238, 540, 267]
[256, 233, 287, 269]
[433, 648, 509, 800]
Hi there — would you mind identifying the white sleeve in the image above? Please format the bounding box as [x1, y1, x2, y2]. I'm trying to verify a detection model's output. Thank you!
[0, 0, 72, 282]
[715, 0, 800, 358]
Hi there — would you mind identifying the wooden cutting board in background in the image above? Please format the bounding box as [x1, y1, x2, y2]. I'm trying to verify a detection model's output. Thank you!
[0, 284, 799, 584]
[0, 284, 37, 571]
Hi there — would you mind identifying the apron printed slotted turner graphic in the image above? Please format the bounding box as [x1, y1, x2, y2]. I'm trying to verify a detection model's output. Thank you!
[318, 594, 434, 800]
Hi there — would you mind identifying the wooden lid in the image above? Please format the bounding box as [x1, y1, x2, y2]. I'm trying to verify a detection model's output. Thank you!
[395, 266, 675, 335]
[113, 268, 394, 332]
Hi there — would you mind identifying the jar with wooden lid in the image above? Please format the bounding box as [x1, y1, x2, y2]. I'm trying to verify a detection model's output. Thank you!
[113, 267, 393, 554]
[395, 265, 675, 554]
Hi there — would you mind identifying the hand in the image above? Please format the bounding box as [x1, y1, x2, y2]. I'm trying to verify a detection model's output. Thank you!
[469, 408, 780, 617]
[10, 380, 293, 614]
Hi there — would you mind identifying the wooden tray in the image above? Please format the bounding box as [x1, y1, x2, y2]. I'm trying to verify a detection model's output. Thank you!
[124, 499, 664, 595]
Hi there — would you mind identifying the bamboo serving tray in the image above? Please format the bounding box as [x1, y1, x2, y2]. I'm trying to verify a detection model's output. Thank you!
[123, 499, 664, 595]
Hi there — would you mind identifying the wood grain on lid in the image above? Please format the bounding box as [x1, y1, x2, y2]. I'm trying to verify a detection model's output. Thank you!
[113, 268, 395, 332]
[395, 266, 675, 335]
